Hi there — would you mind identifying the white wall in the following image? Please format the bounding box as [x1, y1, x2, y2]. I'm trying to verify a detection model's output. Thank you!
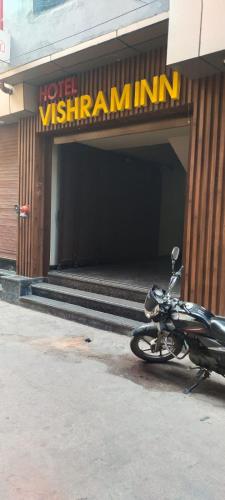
[167, 0, 202, 65]
[169, 135, 190, 172]
[50, 145, 60, 266]
[167, 0, 225, 65]
[1, 0, 169, 71]
[159, 162, 186, 256]
[200, 0, 225, 55]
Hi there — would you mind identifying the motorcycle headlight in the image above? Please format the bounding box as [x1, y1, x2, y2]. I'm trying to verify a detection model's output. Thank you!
[144, 304, 160, 318]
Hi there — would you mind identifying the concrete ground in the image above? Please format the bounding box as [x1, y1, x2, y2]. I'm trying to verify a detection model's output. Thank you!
[0, 301, 225, 500]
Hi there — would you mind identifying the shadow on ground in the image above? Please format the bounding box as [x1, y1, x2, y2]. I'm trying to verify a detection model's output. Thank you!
[27, 334, 225, 402]
[88, 352, 225, 401]
[1, 332, 225, 402]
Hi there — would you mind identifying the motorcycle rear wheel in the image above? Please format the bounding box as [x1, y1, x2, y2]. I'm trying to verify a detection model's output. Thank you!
[130, 332, 183, 363]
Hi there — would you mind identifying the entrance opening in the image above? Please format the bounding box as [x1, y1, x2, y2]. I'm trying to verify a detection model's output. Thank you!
[51, 119, 189, 290]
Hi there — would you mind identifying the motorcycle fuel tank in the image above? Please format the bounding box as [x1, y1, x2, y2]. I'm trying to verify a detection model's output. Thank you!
[171, 302, 213, 334]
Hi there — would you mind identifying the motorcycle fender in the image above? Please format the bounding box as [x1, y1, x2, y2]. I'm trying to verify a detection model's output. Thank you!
[132, 321, 159, 337]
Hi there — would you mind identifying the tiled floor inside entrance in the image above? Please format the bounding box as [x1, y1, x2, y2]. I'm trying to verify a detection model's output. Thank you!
[59, 257, 181, 293]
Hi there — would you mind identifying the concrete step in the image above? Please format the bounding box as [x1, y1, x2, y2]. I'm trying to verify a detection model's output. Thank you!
[48, 270, 147, 303]
[32, 282, 146, 322]
[20, 295, 141, 335]
[0, 269, 16, 279]
[0, 269, 16, 291]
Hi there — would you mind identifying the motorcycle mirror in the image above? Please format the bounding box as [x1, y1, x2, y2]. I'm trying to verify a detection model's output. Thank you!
[171, 246, 180, 262]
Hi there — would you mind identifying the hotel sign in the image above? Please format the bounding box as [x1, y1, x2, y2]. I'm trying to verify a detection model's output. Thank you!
[39, 71, 181, 127]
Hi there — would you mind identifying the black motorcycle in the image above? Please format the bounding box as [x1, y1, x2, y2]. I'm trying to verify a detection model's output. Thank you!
[130, 247, 225, 393]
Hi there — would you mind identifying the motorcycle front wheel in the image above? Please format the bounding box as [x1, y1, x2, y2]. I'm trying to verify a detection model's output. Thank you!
[130, 332, 183, 363]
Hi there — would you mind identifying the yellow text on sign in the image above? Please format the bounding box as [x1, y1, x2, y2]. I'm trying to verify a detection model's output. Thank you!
[39, 71, 181, 126]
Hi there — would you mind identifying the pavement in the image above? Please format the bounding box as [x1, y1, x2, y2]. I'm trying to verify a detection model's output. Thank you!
[0, 301, 225, 500]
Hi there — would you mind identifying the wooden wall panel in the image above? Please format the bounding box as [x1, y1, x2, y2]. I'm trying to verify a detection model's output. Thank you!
[0, 123, 18, 260]
[18, 117, 52, 276]
[19, 45, 225, 318]
[183, 73, 225, 315]
[36, 46, 192, 134]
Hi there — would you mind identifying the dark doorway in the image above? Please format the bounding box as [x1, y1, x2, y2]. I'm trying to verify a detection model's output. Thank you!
[58, 143, 162, 267]
[56, 139, 186, 277]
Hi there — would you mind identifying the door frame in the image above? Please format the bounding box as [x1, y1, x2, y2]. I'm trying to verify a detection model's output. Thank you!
[50, 115, 191, 270]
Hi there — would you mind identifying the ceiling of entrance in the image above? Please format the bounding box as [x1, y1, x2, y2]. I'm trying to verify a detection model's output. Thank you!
[71, 124, 189, 149]
[55, 120, 190, 170]
[120, 143, 183, 168]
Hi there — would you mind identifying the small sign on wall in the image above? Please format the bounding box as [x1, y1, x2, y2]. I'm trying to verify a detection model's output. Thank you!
[0, 30, 10, 64]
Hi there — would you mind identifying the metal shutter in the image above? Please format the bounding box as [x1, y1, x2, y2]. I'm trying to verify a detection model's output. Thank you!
[0, 124, 18, 260]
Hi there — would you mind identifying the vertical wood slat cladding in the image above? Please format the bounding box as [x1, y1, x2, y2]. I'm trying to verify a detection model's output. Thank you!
[0, 124, 18, 260]
[20, 45, 225, 317]
[183, 73, 225, 315]
[36, 46, 192, 133]
[18, 117, 52, 276]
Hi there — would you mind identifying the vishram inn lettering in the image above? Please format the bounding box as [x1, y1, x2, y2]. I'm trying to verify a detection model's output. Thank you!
[39, 71, 181, 126]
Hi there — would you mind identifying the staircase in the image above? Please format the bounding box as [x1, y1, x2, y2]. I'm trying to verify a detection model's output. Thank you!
[20, 271, 148, 335]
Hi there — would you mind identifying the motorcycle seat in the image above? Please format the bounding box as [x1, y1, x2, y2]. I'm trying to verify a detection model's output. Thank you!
[210, 317, 225, 342]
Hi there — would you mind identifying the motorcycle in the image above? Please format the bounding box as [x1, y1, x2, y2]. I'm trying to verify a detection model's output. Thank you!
[130, 247, 225, 393]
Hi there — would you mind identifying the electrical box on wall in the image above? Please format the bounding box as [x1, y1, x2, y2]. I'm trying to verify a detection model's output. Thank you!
[0, 29, 10, 64]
